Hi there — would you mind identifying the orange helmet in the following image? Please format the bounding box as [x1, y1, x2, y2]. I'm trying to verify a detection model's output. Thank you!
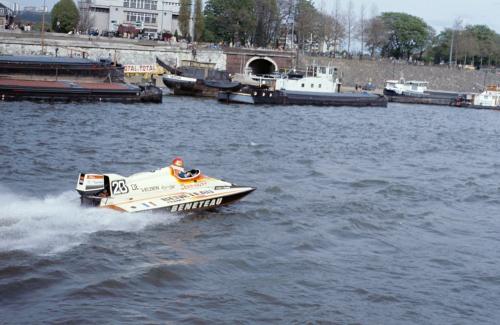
[172, 157, 184, 168]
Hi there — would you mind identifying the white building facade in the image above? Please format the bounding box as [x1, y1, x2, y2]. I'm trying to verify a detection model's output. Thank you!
[81, 0, 180, 34]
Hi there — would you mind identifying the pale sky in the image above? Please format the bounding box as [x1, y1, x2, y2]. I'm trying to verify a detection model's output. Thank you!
[5, 0, 500, 33]
[322, 0, 500, 33]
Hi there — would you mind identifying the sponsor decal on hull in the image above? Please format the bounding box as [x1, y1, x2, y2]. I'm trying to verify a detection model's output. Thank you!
[180, 181, 208, 190]
[171, 197, 223, 212]
[160, 190, 216, 204]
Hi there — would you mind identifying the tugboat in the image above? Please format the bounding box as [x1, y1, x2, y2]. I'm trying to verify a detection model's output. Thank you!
[461, 85, 500, 110]
[218, 66, 387, 107]
[383, 78, 462, 106]
[471, 85, 500, 108]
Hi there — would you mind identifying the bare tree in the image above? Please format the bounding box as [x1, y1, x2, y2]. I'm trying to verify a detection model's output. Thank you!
[365, 16, 387, 58]
[316, 12, 335, 52]
[449, 17, 463, 66]
[362, 4, 386, 58]
[78, 0, 93, 33]
[331, 0, 345, 56]
[345, 0, 355, 55]
[278, 0, 296, 48]
[357, 3, 366, 58]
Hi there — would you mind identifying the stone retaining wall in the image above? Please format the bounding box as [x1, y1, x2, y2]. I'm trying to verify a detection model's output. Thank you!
[0, 31, 226, 70]
[304, 56, 499, 92]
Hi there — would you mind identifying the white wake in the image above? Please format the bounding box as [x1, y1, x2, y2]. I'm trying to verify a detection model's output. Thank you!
[0, 187, 179, 255]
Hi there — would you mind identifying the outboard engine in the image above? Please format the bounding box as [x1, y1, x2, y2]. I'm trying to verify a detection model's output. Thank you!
[76, 173, 107, 206]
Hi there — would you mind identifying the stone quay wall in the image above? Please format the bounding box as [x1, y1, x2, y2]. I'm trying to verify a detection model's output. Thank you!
[1, 31, 498, 93]
[307, 56, 499, 93]
[0, 31, 226, 70]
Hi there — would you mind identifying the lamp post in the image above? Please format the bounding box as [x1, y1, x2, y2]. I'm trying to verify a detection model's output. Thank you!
[448, 28, 454, 68]
[290, 0, 295, 50]
[41, 0, 46, 54]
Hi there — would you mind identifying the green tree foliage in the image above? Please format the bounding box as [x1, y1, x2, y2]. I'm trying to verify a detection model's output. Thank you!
[204, 0, 256, 45]
[178, 0, 192, 38]
[380, 12, 432, 59]
[50, 0, 79, 33]
[466, 25, 498, 65]
[193, 0, 205, 41]
[426, 29, 453, 64]
[428, 25, 499, 67]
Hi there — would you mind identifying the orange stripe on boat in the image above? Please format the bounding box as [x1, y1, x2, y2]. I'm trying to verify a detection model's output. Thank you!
[86, 175, 104, 179]
[103, 205, 127, 212]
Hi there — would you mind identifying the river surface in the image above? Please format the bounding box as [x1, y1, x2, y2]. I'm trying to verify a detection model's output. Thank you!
[0, 97, 500, 324]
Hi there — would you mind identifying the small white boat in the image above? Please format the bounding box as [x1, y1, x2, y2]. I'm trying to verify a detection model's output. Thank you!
[470, 85, 500, 109]
[384, 79, 429, 97]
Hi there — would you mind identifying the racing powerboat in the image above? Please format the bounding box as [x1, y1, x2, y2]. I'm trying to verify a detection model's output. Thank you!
[76, 166, 255, 213]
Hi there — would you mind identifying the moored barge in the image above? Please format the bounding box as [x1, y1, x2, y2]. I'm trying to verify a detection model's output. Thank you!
[0, 79, 162, 103]
[0, 55, 162, 103]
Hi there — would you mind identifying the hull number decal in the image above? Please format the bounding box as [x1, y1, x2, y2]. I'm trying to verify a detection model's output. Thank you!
[171, 198, 223, 212]
[111, 180, 129, 195]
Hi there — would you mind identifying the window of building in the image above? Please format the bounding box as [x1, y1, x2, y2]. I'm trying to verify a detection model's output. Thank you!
[90, 7, 109, 12]
[125, 11, 158, 25]
[124, 0, 157, 9]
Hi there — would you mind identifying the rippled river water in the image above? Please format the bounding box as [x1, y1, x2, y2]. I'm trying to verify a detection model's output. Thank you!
[1, 97, 500, 324]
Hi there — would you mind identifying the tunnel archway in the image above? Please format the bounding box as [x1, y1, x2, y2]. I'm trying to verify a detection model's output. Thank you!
[245, 57, 279, 75]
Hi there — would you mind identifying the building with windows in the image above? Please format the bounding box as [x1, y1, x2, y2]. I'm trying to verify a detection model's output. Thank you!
[0, 2, 15, 29]
[79, 0, 180, 35]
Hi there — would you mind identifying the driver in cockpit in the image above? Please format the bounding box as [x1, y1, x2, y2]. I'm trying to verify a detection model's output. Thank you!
[170, 157, 189, 179]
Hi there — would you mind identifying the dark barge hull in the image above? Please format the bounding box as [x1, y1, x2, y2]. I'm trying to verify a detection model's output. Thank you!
[461, 104, 500, 111]
[0, 55, 125, 82]
[384, 89, 461, 106]
[0, 79, 162, 103]
[163, 77, 219, 97]
[218, 89, 387, 107]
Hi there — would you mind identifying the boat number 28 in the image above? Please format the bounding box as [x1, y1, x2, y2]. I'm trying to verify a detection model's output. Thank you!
[111, 179, 129, 195]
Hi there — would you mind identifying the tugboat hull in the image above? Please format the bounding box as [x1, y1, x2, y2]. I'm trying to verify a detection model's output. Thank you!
[218, 89, 387, 107]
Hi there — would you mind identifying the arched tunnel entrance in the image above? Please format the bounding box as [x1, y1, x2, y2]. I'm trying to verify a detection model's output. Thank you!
[245, 57, 278, 75]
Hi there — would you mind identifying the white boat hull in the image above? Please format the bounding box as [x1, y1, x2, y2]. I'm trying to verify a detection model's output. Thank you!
[76, 167, 255, 213]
